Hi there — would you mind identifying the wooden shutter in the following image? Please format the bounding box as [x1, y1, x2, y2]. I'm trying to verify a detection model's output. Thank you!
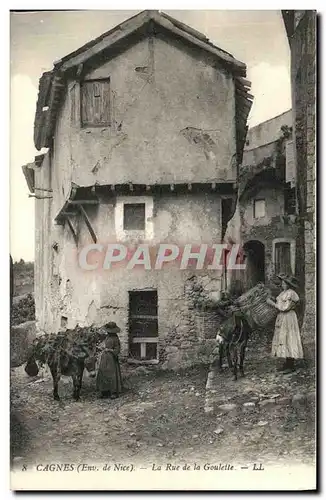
[275, 242, 292, 275]
[285, 140, 296, 187]
[81, 79, 110, 126]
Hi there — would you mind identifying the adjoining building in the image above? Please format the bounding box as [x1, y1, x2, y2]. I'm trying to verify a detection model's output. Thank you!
[282, 10, 316, 358]
[224, 110, 297, 296]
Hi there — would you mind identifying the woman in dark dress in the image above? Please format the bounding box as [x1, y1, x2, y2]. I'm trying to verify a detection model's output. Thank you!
[96, 322, 122, 399]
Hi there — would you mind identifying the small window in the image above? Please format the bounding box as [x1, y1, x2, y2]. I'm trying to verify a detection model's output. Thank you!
[123, 203, 146, 230]
[253, 199, 266, 219]
[284, 184, 296, 215]
[81, 79, 110, 127]
[61, 316, 68, 328]
[275, 242, 292, 275]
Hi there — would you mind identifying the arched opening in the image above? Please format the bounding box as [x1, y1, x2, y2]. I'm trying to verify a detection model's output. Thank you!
[243, 240, 265, 290]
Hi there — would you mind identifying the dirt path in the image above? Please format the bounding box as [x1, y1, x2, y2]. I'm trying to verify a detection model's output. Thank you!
[11, 359, 315, 470]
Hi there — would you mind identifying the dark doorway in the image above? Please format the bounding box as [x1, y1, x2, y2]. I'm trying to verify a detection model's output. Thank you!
[221, 198, 234, 242]
[129, 290, 158, 361]
[243, 240, 265, 290]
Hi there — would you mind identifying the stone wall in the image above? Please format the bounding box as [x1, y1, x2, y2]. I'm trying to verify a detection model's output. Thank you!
[34, 189, 223, 369]
[289, 12, 316, 358]
[51, 35, 237, 217]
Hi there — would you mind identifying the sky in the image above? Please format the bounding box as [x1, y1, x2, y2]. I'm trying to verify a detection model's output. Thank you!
[10, 10, 292, 262]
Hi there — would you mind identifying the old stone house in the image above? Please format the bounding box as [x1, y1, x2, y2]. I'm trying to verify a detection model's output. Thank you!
[222, 110, 297, 295]
[282, 10, 316, 358]
[239, 110, 297, 291]
[22, 11, 252, 368]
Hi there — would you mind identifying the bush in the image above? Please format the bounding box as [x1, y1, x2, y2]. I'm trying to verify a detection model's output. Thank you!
[11, 294, 35, 326]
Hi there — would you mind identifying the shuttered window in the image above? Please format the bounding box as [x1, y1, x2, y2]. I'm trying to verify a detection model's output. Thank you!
[81, 79, 111, 127]
[274, 242, 292, 275]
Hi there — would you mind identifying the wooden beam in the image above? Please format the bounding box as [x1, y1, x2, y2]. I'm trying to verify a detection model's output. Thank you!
[69, 200, 99, 205]
[238, 98, 253, 112]
[236, 77, 252, 88]
[62, 211, 77, 216]
[236, 88, 254, 100]
[66, 216, 78, 246]
[76, 63, 83, 78]
[79, 205, 97, 243]
[70, 186, 78, 201]
[132, 337, 159, 343]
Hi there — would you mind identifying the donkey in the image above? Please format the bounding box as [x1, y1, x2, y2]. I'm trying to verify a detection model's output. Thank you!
[213, 311, 252, 381]
[25, 329, 103, 401]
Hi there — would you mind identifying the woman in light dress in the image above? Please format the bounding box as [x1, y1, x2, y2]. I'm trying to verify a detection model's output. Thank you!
[266, 274, 303, 373]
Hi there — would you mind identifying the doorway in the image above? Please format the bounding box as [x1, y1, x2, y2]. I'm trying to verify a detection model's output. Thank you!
[243, 240, 265, 290]
[128, 290, 158, 362]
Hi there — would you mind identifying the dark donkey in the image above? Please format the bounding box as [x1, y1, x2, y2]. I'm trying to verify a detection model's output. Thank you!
[25, 328, 103, 401]
[214, 311, 252, 380]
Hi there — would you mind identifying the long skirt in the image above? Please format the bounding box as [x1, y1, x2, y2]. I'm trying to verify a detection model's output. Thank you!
[96, 350, 122, 395]
[271, 310, 304, 359]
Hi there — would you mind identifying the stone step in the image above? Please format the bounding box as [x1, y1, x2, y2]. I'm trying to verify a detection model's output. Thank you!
[204, 388, 316, 414]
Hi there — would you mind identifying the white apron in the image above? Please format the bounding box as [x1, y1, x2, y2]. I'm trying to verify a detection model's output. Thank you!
[271, 289, 304, 359]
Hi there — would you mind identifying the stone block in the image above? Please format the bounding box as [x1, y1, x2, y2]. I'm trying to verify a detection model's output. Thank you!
[278, 396, 292, 406]
[10, 321, 37, 368]
[292, 393, 307, 406]
[306, 392, 316, 404]
[218, 403, 237, 412]
[243, 402, 256, 412]
[258, 399, 276, 408]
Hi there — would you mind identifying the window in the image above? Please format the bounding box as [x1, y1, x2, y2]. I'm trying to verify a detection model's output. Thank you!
[274, 242, 292, 275]
[123, 203, 146, 231]
[285, 140, 296, 187]
[284, 183, 296, 215]
[81, 79, 110, 127]
[115, 196, 154, 241]
[253, 199, 266, 219]
[129, 291, 158, 362]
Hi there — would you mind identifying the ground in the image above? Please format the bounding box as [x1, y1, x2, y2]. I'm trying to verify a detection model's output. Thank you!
[10, 264, 316, 477]
[11, 354, 315, 471]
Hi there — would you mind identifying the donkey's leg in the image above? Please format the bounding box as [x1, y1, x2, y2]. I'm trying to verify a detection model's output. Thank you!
[232, 346, 238, 381]
[218, 344, 224, 372]
[49, 363, 61, 401]
[72, 364, 84, 401]
[239, 342, 247, 377]
[226, 344, 233, 369]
